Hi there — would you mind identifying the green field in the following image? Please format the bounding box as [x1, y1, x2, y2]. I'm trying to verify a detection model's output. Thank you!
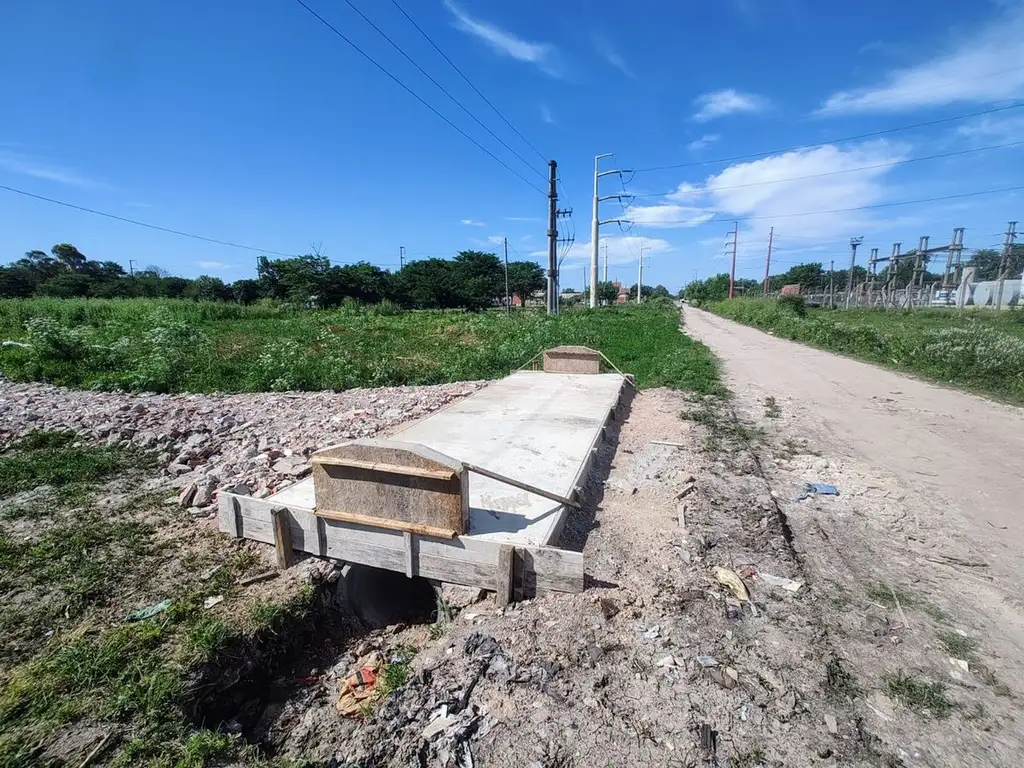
[0, 298, 722, 397]
[709, 298, 1024, 403]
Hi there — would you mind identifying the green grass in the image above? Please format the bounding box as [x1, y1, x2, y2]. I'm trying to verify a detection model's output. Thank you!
[864, 582, 949, 624]
[936, 630, 980, 663]
[0, 429, 147, 496]
[0, 430, 316, 767]
[708, 299, 1024, 403]
[883, 670, 955, 718]
[0, 298, 722, 396]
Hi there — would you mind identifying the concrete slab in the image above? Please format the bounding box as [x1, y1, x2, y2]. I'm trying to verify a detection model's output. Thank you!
[265, 371, 623, 547]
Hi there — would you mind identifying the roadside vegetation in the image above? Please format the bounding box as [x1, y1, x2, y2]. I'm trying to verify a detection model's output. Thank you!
[0, 298, 722, 396]
[0, 430, 315, 767]
[706, 298, 1024, 404]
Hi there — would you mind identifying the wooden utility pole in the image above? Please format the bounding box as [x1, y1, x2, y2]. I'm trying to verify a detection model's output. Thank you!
[727, 221, 739, 298]
[762, 226, 773, 296]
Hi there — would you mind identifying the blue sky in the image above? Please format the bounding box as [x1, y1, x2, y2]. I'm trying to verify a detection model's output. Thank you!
[2, 0, 1024, 291]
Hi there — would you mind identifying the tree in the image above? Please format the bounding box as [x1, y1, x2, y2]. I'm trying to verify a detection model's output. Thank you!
[452, 250, 503, 310]
[36, 273, 93, 298]
[684, 274, 731, 306]
[506, 261, 545, 307]
[51, 243, 88, 272]
[399, 259, 461, 309]
[596, 281, 619, 305]
[231, 278, 262, 305]
[969, 247, 1024, 281]
[651, 285, 671, 298]
[257, 254, 330, 304]
[0, 266, 37, 298]
[184, 275, 231, 302]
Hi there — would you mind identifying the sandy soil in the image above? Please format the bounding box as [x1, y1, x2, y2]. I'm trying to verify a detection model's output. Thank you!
[685, 306, 1024, 766]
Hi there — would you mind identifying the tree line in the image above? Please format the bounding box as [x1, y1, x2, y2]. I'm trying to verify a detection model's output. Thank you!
[0, 245, 549, 310]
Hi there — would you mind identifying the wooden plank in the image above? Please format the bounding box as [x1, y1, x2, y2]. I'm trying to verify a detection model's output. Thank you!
[464, 462, 581, 510]
[315, 508, 457, 539]
[226, 496, 241, 537]
[271, 506, 293, 569]
[219, 492, 583, 596]
[403, 532, 414, 578]
[312, 456, 457, 481]
[312, 439, 469, 534]
[496, 545, 515, 607]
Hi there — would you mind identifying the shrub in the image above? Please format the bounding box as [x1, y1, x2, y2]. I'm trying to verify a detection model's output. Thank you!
[777, 294, 807, 317]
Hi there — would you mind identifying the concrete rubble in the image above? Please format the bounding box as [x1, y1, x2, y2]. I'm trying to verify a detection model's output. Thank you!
[0, 380, 484, 513]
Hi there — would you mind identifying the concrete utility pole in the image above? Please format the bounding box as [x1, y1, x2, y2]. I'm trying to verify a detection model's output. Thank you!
[400, 246, 405, 271]
[129, 259, 137, 278]
[942, 228, 965, 289]
[846, 236, 863, 309]
[547, 161, 559, 315]
[637, 239, 649, 304]
[603, 241, 609, 282]
[762, 226, 773, 296]
[996, 220, 1018, 310]
[727, 222, 739, 298]
[829, 260, 835, 308]
[503, 237, 510, 317]
[590, 153, 632, 308]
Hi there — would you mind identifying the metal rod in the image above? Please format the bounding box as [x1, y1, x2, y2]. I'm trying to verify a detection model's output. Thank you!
[464, 462, 581, 509]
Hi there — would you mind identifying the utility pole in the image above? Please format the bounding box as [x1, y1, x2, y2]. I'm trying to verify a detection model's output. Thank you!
[503, 237, 510, 317]
[762, 226, 773, 296]
[129, 259, 137, 278]
[590, 153, 632, 308]
[996, 220, 1018, 310]
[637, 239, 649, 304]
[829, 260, 835, 308]
[547, 160, 559, 315]
[942, 227, 965, 289]
[399, 246, 405, 271]
[727, 222, 739, 298]
[846, 236, 863, 309]
[603, 241, 609, 282]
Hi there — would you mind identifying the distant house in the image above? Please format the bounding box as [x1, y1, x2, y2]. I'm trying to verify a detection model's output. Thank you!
[780, 284, 802, 296]
[613, 281, 629, 304]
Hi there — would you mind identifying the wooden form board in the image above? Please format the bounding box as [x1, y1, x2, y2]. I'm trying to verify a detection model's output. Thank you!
[218, 492, 583, 597]
[311, 439, 469, 534]
[542, 346, 602, 374]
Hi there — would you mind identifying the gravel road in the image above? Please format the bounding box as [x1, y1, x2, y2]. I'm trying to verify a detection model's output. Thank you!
[685, 305, 1024, 766]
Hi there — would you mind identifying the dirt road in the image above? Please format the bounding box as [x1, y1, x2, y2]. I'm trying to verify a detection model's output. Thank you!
[686, 306, 1024, 766]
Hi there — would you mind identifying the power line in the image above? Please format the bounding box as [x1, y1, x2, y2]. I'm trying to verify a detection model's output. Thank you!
[291, 0, 546, 195]
[646, 184, 1024, 225]
[0, 184, 297, 257]
[633, 102, 1024, 173]
[389, 0, 548, 165]
[340, 0, 545, 183]
[633, 139, 1024, 198]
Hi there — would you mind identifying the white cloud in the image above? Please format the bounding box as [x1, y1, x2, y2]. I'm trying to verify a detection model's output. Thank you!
[540, 104, 555, 124]
[624, 140, 908, 241]
[445, 0, 560, 76]
[461, 219, 486, 227]
[506, 216, 542, 222]
[956, 114, 1024, 143]
[0, 150, 107, 189]
[693, 89, 769, 122]
[196, 260, 232, 270]
[593, 35, 633, 77]
[557, 235, 675, 267]
[819, 7, 1024, 114]
[487, 235, 505, 245]
[623, 203, 715, 229]
[687, 134, 720, 151]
